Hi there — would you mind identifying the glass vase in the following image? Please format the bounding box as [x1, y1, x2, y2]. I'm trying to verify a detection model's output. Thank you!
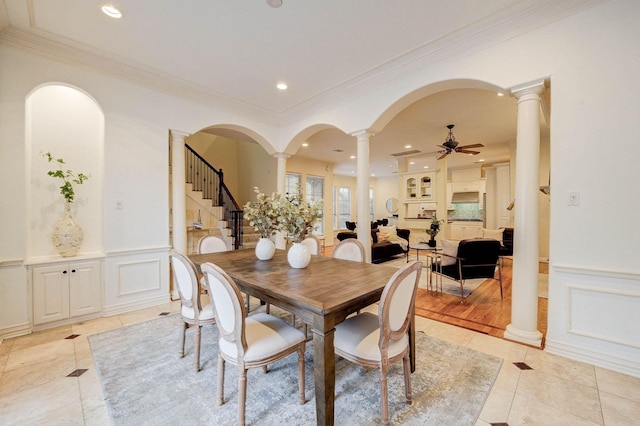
[51, 202, 84, 257]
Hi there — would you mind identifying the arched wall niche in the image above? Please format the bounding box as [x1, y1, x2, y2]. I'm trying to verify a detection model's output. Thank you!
[26, 83, 104, 259]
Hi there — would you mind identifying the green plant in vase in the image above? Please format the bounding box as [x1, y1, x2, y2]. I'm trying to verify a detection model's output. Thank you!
[42, 151, 90, 257]
[426, 215, 444, 247]
[43, 151, 90, 203]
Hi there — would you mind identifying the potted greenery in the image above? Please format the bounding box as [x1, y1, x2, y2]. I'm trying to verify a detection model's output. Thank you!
[243, 187, 286, 260]
[43, 152, 90, 257]
[426, 215, 444, 247]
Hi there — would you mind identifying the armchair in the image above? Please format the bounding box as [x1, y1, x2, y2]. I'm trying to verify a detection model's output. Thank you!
[432, 238, 503, 303]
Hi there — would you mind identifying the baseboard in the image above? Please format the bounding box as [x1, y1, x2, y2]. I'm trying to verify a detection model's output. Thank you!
[0, 322, 32, 344]
[102, 294, 171, 317]
[545, 338, 640, 379]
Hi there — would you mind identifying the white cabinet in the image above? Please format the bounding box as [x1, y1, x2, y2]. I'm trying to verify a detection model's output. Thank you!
[404, 172, 436, 202]
[451, 168, 481, 182]
[449, 222, 482, 241]
[32, 260, 102, 325]
[451, 180, 480, 193]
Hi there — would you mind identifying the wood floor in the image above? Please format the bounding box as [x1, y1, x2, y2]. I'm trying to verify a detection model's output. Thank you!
[323, 243, 548, 346]
[413, 258, 548, 345]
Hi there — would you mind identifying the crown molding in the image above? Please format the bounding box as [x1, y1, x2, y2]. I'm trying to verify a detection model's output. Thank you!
[277, 0, 607, 122]
[0, 0, 606, 127]
[0, 26, 280, 125]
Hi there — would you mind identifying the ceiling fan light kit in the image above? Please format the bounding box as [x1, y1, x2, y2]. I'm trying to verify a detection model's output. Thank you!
[436, 124, 484, 159]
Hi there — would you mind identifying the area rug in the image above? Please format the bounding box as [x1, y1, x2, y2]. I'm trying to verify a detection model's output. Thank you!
[384, 257, 487, 297]
[89, 314, 502, 425]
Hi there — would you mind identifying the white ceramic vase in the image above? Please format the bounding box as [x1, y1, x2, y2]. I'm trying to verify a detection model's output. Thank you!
[287, 242, 311, 269]
[51, 202, 84, 257]
[255, 237, 276, 260]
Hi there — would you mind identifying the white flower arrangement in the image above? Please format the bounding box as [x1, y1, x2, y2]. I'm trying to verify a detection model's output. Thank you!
[243, 187, 286, 238]
[278, 191, 323, 243]
[243, 186, 323, 243]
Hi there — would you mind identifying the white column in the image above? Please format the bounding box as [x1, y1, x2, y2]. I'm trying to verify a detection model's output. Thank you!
[504, 80, 545, 348]
[171, 130, 189, 254]
[273, 153, 289, 250]
[352, 130, 373, 263]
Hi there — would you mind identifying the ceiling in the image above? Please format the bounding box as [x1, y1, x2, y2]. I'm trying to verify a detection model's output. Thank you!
[1, 0, 582, 176]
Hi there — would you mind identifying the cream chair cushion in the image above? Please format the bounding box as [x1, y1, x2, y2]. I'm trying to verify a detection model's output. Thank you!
[334, 312, 408, 362]
[219, 313, 306, 363]
[440, 239, 460, 266]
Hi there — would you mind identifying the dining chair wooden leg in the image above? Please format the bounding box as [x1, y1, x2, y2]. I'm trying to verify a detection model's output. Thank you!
[217, 355, 225, 405]
[380, 365, 390, 426]
[179, 321, 187, 357]
[238, 367, 248, 426]
[194, 325, 202, 372]
[403, 353, 413, 404]
[298, 345, 306, 404]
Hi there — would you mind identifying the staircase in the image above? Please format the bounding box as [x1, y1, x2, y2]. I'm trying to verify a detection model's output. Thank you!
[184, 144, 244, 249]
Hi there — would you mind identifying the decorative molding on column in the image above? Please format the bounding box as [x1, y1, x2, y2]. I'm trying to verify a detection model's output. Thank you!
[273, 152, 291, 161]
[510, 79, 545, 99]
[504, 325, 543, 347]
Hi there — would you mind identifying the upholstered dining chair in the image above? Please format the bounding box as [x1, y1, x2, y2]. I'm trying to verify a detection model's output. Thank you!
[301, 234, 321, 255]
[201, 262, 307, 426]
[197, 235, 228, 254]
[431, 238, 503, 303]
[169, 251, 216, 372]
[334, 260, 422, 426]
[332, 238, 366, 262]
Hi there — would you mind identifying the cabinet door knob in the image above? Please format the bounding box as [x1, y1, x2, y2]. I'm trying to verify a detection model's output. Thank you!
[71, 269, 76, 273]
[63, 270, 67, 274]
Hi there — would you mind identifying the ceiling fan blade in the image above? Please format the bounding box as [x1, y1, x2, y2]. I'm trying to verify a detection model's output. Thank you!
[436, 145, 448, 150]
[456, 149, 480, 155]
[437, 152, 449, 160]
[457, 143, 484, 149]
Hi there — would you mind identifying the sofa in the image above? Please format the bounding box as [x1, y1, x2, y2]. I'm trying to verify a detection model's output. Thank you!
[500, 227, 514, 257]
[336, 227, 410, 263]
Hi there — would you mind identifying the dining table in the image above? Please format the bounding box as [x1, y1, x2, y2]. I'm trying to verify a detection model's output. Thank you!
[189, 248, 415, 426]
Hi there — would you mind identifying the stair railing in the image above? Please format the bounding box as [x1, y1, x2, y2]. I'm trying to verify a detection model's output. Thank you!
[184, 144, 244, 249]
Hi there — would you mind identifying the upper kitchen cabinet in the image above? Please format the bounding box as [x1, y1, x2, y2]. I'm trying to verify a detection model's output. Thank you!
[451, 167, 481, 182]
[404, 172, 436, 202]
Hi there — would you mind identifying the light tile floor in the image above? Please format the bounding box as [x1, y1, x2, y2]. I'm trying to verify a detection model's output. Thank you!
[1, 300, 639, 425]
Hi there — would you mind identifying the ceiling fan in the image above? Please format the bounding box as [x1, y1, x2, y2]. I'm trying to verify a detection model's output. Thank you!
[436, 124, 484, 160]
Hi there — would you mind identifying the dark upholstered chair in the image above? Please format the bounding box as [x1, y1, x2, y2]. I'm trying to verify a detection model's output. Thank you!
[345, 221, 356, 231]
[432, 238, 503, 302]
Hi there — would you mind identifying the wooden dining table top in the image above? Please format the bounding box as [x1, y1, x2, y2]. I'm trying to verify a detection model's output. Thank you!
[189, 248, 398, 317]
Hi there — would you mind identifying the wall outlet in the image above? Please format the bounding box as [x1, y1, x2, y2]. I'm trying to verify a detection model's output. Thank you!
[568, 192, 580, 206]
[116, 200, 123, 210]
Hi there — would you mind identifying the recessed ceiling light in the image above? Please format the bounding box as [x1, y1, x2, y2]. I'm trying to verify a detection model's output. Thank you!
[409, 161, 415, 165]
[497, 92, 504, 97]
[301, 143, 308, 147]
[371, 174, 376, 177]
[276, 82, 288, 90]
[349, 155, 356, 159]
[478, 159, 485, 162]
[404, 145, 412, 149]
[101, 4, 122, 19]
[423, 166, 429, 169]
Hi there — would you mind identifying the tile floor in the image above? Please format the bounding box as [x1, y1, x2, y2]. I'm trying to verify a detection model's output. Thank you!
[1, 300, 639, 425]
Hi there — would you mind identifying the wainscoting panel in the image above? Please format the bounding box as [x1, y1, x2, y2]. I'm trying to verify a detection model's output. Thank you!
[117, 259, 161, 296]
[103, 247, 170, 315]
[567, 284, 640, 349]
[546, 264, 640, 378]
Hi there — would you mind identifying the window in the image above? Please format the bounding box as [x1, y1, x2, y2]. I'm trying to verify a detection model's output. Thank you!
[306, 176, 324, 235]
[333, 186, 351, 229]
[285, 173, 301, 197]
[369, 187, 375, 222]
